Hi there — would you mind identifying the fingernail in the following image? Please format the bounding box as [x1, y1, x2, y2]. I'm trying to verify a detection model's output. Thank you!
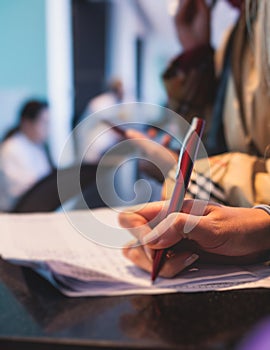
[184, 254, 199, 267]
[141, 228, 161, 245]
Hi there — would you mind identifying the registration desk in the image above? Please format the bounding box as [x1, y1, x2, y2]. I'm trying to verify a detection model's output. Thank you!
[1, 259, 270, 350]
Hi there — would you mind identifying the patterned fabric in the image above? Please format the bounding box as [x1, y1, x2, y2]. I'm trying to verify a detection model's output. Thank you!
[167, 167, 228, 205]
[187, 170, 228, 205]
[165, 153, 270, 208]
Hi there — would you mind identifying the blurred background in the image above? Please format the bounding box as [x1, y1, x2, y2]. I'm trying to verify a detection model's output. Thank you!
[0, 0, 238, 165]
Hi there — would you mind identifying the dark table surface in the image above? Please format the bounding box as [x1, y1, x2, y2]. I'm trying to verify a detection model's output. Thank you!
[1, 259, 270, 350]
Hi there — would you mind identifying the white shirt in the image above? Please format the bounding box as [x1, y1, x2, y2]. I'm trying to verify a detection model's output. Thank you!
[0, 132, 51, 211]
[77, 92, 123, 163]
[87, 92, 119, 114]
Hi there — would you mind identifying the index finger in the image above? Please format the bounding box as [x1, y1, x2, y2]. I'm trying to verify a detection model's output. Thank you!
[119, 200, 169, 225]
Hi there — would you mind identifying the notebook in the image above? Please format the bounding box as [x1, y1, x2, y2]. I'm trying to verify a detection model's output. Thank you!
[1, 208, 270, 297]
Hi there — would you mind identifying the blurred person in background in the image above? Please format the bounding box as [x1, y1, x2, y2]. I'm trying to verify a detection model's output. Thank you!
[0, 99, 53, 211]
[75, 78, 126, 164]
[83, 78, 124, 116]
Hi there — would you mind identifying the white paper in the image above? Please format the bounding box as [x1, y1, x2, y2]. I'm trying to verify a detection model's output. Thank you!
[1, 209, 270, 297]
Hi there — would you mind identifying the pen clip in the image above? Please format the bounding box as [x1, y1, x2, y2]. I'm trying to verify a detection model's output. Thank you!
[175, 118, 199, 180]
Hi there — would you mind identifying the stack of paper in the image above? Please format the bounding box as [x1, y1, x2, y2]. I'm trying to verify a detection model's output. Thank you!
[1, 208, 270, 297]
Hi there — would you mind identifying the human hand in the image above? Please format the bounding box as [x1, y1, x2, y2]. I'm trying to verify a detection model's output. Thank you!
[125, 129, 178, 182]
[175, 0, 211, 51]
[119, 200, 270, 278]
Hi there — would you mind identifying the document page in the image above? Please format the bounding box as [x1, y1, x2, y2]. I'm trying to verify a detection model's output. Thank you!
[1, 209, 270, 296]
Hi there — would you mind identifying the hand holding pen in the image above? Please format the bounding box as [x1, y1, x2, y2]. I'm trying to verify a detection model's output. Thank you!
[119, 117, 205, 280]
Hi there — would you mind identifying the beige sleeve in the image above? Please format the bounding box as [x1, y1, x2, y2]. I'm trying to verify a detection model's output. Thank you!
[255, 159, 270, 205]
[163, 153, 270, 207]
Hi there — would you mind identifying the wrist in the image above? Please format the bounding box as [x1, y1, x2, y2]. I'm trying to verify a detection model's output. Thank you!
[225, 207, 270, 258]
[243, 208, 270, 255]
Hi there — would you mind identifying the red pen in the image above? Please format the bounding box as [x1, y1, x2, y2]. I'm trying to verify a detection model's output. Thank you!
[151, 117, 205, 282]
